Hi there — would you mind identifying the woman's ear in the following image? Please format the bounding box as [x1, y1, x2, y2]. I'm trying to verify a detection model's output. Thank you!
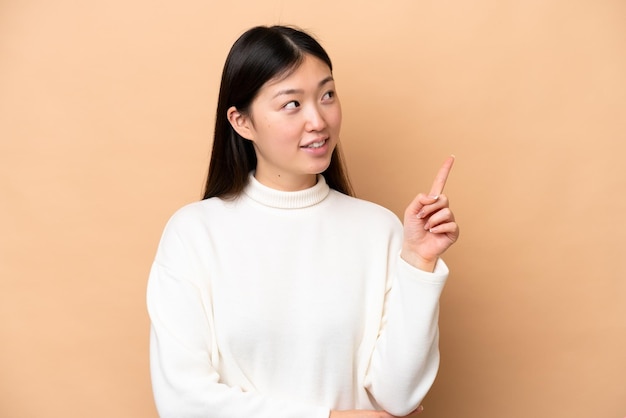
[227, 106, 254, 141]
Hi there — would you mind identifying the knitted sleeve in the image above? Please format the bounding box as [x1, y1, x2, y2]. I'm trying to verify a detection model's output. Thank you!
[363, 246, 449, 416]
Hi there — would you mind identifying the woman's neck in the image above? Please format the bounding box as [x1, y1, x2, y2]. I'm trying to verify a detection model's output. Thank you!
[253, 171, 318, 191]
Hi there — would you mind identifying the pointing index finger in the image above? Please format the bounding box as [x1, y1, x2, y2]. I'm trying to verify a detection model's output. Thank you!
[429, 155, 455, 197]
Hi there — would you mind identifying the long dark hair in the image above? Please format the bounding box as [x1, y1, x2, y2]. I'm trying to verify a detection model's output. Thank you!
[202, 25, 354, 200]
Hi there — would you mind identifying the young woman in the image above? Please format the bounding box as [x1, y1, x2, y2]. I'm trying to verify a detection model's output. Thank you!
[147, 25, 459, 418]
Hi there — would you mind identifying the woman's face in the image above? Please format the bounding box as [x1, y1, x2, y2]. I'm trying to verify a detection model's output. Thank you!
[229, 54, 342, 191]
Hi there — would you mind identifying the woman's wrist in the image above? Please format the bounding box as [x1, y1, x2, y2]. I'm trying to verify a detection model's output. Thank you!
[400, 249, 437, 273]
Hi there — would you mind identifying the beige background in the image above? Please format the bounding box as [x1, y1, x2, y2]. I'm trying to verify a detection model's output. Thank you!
[1, 0, 625, 417]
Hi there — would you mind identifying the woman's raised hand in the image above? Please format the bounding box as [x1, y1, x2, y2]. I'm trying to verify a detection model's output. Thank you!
[401, 156, 459, 272]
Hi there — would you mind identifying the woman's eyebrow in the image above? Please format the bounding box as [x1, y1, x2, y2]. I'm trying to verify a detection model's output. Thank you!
[318, 75, 334, 87]
[272, 76, 335, 99]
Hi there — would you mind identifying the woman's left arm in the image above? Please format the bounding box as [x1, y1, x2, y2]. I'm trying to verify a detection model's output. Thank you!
[364, 156, 459, 416]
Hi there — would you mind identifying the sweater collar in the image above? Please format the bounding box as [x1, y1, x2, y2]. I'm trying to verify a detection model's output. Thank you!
[243, 173, 330, 209]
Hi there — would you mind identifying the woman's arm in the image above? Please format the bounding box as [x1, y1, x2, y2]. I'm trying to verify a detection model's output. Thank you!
[364, 156, 459, 415]
[148, 261, 330, 418]
[147, 208, 331, 418]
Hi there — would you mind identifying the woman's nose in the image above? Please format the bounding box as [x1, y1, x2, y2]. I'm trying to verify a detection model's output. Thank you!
[304, 105, 326, 131]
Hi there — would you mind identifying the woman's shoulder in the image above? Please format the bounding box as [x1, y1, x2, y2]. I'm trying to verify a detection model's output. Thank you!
[161, 197, 232, 234]
[153, 197, 235, 258]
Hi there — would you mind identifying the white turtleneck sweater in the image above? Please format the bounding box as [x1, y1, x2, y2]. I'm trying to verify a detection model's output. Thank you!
[147, 174, 448, 418]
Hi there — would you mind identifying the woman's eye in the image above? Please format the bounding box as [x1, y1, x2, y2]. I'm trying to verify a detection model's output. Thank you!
[284, 101, 300, 110]
[322, 91, 335, 100]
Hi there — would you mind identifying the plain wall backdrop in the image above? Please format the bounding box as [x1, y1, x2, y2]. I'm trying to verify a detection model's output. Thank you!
[1, 0, 624, 417]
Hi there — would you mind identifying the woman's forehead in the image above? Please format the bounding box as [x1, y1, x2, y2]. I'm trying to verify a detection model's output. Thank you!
[262, 55, 333, 93]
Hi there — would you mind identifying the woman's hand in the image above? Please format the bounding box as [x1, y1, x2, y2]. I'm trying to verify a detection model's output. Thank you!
[401, 156, 459, 272]
[330, 405, 423, 417]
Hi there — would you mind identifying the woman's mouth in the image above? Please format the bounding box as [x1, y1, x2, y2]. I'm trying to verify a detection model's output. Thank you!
[302, 139, 327, 149]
